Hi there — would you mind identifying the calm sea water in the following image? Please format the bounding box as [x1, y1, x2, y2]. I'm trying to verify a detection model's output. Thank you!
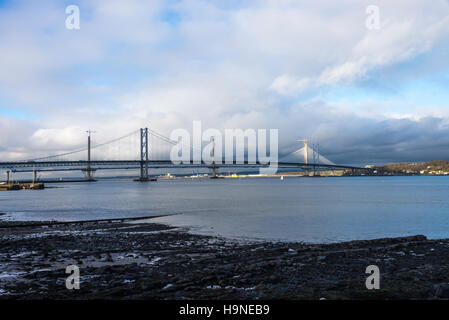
[1, 176, 449, 243]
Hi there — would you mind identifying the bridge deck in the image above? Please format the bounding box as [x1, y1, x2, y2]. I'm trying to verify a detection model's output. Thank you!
[0, 160, 365, 171]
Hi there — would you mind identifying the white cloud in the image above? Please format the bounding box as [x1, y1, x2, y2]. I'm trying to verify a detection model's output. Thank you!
[30, 126, 86, 150]
[269, 0, 449, 94]
[1, 0, 449, 164]
[269, 75, 312, 96]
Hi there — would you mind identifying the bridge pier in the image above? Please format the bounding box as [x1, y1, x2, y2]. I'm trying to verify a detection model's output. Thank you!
[313, 165, 321, 177]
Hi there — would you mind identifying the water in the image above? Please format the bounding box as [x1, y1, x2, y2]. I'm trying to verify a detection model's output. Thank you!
[1, 176, 449, 243]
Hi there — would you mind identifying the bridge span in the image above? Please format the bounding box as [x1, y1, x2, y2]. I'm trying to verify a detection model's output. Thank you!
[0, 128, 370, 182]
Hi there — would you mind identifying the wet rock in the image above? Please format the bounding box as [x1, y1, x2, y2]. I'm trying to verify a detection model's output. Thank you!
[435, 284, 449, 298]
[1, 220, 449, 299]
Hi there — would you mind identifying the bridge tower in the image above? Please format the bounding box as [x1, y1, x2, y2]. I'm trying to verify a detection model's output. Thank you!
[134, 127, 156, 182]
[210, 137, 218, 178]
[85, 130, 96, 181]
[140, 127, 149, 179]
[298, 139, 309, 176]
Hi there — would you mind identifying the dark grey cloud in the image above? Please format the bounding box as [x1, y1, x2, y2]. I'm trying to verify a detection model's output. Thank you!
[0, 0, 449, 168]
[282, 112, 449, 166]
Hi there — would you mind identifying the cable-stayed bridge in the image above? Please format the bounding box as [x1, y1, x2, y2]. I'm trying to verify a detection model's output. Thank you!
[0, 127, 367, 182]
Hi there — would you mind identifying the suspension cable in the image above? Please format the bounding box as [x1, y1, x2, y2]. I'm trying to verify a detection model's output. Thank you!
[24, 129, 140, 161]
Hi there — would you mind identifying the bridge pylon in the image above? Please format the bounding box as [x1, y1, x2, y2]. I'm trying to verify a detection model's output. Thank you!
[85, 130, 96, 181]
[298, 138, 309, 176]
[210, 137, 218, 179]
[134, 127, 157, 182]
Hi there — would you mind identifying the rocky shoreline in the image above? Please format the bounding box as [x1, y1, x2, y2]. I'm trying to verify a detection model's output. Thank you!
[1, 218, 449, 299]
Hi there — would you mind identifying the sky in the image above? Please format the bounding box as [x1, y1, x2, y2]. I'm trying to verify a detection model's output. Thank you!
[1, 0, 449, 165]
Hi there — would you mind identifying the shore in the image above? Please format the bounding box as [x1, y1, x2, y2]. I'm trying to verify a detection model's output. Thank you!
[1, 218, 449, 299]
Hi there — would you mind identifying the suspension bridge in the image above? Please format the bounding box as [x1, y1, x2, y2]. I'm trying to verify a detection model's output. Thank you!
[0, 127, 367, 182]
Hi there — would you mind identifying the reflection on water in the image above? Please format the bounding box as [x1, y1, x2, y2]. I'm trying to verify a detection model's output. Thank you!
[1, 176, 449, 243]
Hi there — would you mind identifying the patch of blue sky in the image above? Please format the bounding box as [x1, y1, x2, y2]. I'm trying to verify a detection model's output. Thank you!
[158, 0, 248, 25]
[323, 85, 396, 104]
[0, 107, 37, 120]
[323, 55, 449, 111]
[375, 56, 448, 87]
[399, 76, 449, 108]
[160, 9, 182, 26]
[323, 79, 449, 114]
[0, 0, 12, 9]
[215, 0, 250, 11]
[67, 61, 154, 88]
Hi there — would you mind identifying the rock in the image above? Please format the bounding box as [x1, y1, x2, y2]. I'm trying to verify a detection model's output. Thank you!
[435, 284, 449, 298]
[123, 279, 135, 284]
[162, 284, 174, 290]
[206, 285, 221, 289]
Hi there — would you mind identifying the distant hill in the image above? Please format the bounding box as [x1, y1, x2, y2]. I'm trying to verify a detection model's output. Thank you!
[377, 160, 449, 174]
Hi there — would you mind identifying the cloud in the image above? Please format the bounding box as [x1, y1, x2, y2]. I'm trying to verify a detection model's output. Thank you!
[30, 126, 86, 150]
[269, 0, 449, 95]
[0, 0, 449, 165]
[269, 75, 311, 96]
